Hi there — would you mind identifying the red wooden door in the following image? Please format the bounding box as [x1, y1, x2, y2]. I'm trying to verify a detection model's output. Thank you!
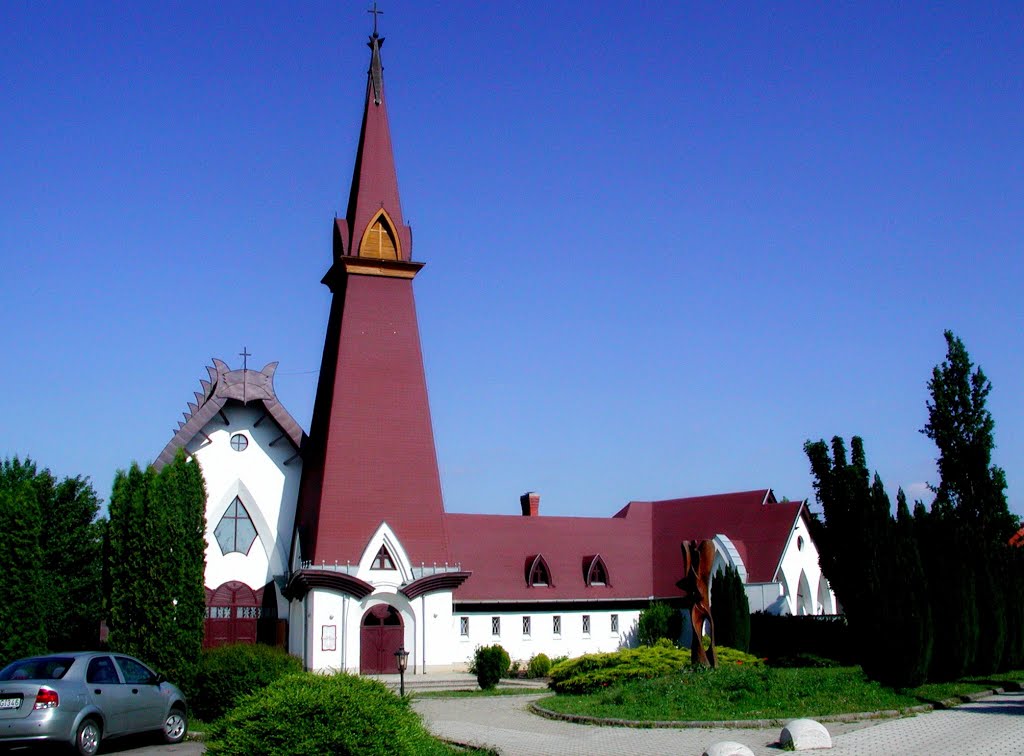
[205, 581, 259, 649]
[359, 605, 403, 674]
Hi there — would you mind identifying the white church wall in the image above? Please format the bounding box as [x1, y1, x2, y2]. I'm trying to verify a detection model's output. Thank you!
[189, 403, 301, 616]
[453, 609, 640, 668]
[775, 514, 836, 615]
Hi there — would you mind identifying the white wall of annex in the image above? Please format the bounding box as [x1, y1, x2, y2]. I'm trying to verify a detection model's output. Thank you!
[453, 609, 640, 667]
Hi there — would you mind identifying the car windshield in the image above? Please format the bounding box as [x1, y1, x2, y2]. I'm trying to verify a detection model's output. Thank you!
[0, 657, 75, 681]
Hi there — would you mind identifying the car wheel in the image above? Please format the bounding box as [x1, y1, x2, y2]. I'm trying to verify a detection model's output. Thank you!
[75, 717, 101, 756]
[162, 707, 188, 744]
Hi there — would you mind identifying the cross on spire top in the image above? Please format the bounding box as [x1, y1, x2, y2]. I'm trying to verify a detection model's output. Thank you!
[239, 346, 251, 371]
[368, 2, 383, 37]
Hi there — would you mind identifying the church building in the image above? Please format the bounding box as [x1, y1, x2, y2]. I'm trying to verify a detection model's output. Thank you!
[156, 23, 835, 674]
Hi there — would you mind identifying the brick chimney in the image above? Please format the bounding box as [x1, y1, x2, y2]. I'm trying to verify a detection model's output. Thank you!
[520, 491, 540, 517]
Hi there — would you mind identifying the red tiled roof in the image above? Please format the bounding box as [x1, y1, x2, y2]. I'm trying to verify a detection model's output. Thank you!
[632, 490, 804, 589]
[447, 509, 653, 602]
[449, 490, 804, 602]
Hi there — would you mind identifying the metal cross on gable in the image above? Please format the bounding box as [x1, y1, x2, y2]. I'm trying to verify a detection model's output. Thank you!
[239, 346, 251, 371]
[368, 2, 383, 36]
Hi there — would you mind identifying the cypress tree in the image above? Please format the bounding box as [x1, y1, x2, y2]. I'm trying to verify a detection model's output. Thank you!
[920, 331, 1017, 677]
[39, 474, 104, 650]
[0, 457, 103, 659]
[106, 453, 206, 689]
[922, 330, 1017, 544]
[711, 565, 750, 652]
[805, 438, 931, 686]
[0, 463, 46, 663]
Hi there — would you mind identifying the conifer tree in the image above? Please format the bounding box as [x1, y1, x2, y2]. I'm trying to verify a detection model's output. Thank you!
[106, 452, 206, 690]
[39, 474, 104, 650]
[805, 437, 932, 686]
[0, 468, 46, 663]
[922, 330, 1017, 544]
[711, 565, 750, 651]
[0, 457, 103, 658]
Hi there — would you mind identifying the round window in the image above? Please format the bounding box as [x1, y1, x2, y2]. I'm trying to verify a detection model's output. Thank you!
[230, 434, 249, 452]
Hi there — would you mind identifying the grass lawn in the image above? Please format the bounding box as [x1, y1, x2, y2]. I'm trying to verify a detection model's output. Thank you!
[536, 666, 1024, 723]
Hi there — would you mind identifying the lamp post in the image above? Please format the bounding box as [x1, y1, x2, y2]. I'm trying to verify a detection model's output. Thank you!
[394, 646, 409, 697]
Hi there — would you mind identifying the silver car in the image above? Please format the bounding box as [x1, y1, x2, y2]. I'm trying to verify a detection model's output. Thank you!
[0, 652, 188, 755]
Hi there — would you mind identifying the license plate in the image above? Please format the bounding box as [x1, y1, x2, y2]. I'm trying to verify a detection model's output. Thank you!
[0, 697, 21, 710]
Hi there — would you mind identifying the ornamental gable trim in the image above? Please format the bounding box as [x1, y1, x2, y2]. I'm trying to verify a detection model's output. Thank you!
[156, 359, 306, 470]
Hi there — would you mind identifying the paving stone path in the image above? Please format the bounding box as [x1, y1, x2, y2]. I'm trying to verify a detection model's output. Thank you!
[413, 689, 1024, 755]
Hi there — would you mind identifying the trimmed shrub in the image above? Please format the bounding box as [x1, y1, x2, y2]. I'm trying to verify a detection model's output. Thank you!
[548, 644, 690, 694]
[637, 601, 680, 646]
[714, 646, 763, 667]
[527, 653, 552, 678]
[473, 644, 510, 689]
[192, 643, 303, 722]
[204, 672, 456, 755]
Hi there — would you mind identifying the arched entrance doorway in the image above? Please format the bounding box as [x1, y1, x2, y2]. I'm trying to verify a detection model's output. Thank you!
[205, 581, 259, 648]
[359, 604, 404, 674]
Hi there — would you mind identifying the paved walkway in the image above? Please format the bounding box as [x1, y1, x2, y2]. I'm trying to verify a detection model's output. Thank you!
[413, 689, 1024, 755]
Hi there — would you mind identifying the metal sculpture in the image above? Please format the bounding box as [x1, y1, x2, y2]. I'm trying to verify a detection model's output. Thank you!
[677, 539, 717, 668]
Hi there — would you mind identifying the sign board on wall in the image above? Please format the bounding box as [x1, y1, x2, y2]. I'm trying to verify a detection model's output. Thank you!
[322, 624, 336, 652]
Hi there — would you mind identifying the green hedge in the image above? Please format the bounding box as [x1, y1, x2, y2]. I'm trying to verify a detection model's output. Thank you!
[749, 613, 854, 665]
[204, 672, 458, 755]
[192, 643, 304, 722]
[548, 642, 689, 694]
[549, 643, 762, 694]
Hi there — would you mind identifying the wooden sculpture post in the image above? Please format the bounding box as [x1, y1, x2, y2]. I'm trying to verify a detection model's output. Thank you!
[678, 540, 717, 668]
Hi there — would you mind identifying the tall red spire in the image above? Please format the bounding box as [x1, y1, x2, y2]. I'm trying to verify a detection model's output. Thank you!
[295, 21, 451, 569]
[336, 26, 412, 264]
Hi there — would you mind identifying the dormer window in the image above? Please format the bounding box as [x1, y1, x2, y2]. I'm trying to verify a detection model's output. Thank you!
[525, 554, 552, 587]
[583, 555, 610, 587]
[371, 545, 396, 570]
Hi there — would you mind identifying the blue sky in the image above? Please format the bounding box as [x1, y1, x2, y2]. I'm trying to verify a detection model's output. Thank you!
[2, 2, 1022, 520]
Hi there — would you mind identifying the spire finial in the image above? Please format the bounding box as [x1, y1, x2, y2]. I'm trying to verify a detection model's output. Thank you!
[366, 4, 385, 106]
[368, 2, 383, 38]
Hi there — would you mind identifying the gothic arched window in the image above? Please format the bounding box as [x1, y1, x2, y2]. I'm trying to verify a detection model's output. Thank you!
[214, 497, 258, 556]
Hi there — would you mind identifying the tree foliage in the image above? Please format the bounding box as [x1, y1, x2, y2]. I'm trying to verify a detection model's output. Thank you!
[637, 601, 679, 647]
[107, 450, 207, 691]
[804, 437, 932, 687]
[805, 331, 1021, 685]
[711, 564, 750, 652]
[0, 457, 103, 663]
[922, 330, 1017, 543]
[0, 463, 46, 663]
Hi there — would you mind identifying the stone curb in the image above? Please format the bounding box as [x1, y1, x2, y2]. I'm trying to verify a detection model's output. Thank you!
[528, 684, 1015, 730]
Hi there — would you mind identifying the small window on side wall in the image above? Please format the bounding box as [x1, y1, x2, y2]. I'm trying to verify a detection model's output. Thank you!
[491, 616, 501, 636]
[553, 615, 561, 636]
[582, 615, 591, 635]
[460, 617, 469, 637]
